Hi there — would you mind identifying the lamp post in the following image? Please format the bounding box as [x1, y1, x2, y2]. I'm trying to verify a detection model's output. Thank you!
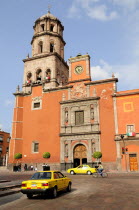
[121, 135, 128, 172]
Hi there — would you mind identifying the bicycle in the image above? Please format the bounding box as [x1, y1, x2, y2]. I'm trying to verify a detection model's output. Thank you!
[92, 169, 108, 178]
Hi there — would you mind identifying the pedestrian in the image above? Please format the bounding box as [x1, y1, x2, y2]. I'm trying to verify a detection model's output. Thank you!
[30, 165, 34, 171]
[35, 164, 38, 171]
[24, 164, 27, 171]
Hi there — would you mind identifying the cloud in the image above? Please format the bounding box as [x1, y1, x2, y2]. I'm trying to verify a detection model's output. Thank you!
[91, 60, 139, 90]
[5, 99, 14, 107]
[68, 0, 118, 21]
[87, 4, 118, 21]
[112, 0, 139, 10]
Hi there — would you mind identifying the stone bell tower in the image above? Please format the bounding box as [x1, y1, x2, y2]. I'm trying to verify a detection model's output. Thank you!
[22, 11, 69, 93]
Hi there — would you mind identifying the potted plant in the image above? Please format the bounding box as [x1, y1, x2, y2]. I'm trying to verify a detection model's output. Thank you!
[14, 153, 22, 171]
[42, 152, 51, 170]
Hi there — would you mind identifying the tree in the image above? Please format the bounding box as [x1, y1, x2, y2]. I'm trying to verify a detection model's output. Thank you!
[14, 153, 22, 165]
[14, 153, 22, 159]
[43, 152, 51, 162]
[93, 151, 102, 165]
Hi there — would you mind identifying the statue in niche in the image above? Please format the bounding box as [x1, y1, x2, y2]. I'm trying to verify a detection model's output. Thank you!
[65, 107, 68, 123]
[90, 104, 94, 120]
[65, 144, 68, 157]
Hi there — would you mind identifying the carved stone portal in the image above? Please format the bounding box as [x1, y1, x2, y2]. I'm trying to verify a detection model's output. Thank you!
[73, 144, 87, 165]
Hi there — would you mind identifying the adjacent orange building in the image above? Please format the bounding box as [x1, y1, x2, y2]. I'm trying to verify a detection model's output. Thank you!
[8, 11, 139, 172]
[0, 130, 10, 166]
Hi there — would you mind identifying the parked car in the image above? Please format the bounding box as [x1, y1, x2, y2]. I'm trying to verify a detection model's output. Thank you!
[67, 165, 96, 175]
[21, 171, 72, 199]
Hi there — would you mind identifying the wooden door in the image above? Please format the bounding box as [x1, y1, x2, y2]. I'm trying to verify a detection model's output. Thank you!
[73, 144, 87, 165]
[129, 154, 138, 171]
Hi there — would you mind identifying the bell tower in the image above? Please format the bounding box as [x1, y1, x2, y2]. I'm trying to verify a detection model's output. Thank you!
[22, 11, 68, 92]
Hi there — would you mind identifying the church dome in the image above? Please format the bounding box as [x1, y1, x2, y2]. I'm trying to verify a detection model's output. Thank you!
[36, 12, 58, 22]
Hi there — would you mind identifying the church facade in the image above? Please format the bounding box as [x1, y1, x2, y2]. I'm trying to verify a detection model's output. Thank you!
[8, 12, 139, 172]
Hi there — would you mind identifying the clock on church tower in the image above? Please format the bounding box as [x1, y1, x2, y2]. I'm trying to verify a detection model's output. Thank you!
[68, 53, 91, 83]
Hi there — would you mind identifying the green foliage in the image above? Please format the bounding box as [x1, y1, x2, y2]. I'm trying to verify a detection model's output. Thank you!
[43, 152, 51, 159]
[93, 151, 102, 159]
[14, 153, 22, 159]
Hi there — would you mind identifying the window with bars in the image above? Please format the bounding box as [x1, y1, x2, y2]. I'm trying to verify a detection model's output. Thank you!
[75, 111, 84, 125]
[33, 142, 39, 153]
[127, 125, 134, 133]
[0, 136, 3, 142]
[33, 102, 40, 109]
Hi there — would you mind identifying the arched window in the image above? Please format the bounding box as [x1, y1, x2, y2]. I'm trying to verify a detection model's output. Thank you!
[36, 69, 42, 81]
[26, 72, 32, 85]
[38, 41, 43, 53]
[50, 42, 54, 52]
[50, 24, 54, 32]
[44, 69, 51, 81]
[40, 24, 45, 31]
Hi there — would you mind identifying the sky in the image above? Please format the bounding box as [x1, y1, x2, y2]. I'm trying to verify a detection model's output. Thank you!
[0, 0, 139, 133]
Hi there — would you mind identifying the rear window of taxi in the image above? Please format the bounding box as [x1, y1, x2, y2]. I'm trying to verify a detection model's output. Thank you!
[31, 172, 51, 180]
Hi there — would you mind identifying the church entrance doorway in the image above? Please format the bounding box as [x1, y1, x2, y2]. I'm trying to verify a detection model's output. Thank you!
[73, 144, 87, 167]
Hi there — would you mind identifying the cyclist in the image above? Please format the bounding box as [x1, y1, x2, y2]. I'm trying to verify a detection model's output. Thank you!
[97, 163, 103, 176]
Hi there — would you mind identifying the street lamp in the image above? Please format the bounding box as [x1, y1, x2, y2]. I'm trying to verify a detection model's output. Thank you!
[120, 134, 128, 172]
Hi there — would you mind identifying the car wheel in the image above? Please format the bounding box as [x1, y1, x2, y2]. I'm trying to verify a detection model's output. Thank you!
[52, 187, 57, 198]
[87, 171, 92, 175]
[70, 170, 75, 175]
[67, 182, 71, 192]
[27, 194, 33, 199]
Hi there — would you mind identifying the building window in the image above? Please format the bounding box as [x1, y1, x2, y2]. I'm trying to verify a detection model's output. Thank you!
[38, 41, 43, 53]
[0, 146, 2, 152]
[7, 138, 10, 143]
[33, 102, 40, 109]
[33, 142, 39, 153]
[41, 24, 45, 31]
[6, 147, 9, 152]
[50, 42, 54, 52]
[36, 69, 42, 81]
[50, 24, 54, 32]
[127, 125, 134, 133]
[0, 136, 3, 142]
[32, 97, 42, 110]
[75, 111, 84, 125]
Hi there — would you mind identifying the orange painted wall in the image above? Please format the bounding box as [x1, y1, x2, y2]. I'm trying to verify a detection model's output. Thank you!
[90, 82, 116, 162]
[16, 86, 69, 164]
[116, 92, 139, 134]
[0, 131, 10, 157]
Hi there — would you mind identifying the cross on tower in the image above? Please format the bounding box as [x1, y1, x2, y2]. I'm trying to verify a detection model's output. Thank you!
[48, 5, 51, 13]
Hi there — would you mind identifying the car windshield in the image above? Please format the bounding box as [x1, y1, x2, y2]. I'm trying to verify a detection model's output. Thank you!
[31, 172, 51, 180]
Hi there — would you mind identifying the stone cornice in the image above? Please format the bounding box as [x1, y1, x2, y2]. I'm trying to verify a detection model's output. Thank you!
[60, 96, 100, 104]
[31, 31, 65, 45]
[112, 91, 139, 97]
[43, 85, 73, 93]
[68, 54, 90, 62]
[13, 92, 31, 96]
[68, 78, 91, 84]
[23, 52, 68, 68]
[85, 78, 118, 86]
[59, 131, 101, 137]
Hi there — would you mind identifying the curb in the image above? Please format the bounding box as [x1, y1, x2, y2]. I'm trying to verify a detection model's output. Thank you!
[0, 188, 21, 197]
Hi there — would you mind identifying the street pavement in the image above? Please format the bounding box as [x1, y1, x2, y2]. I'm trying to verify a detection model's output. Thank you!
[1, 171, 139, 209]
[0, 171, 139, 210]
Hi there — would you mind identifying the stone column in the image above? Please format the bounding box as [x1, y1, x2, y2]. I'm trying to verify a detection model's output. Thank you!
[60, 139, 65, 163]
[68, 140, 72, 162]
[87, 139, 92, 162]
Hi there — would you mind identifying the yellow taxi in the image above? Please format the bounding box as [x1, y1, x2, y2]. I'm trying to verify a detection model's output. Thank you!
[67, 165, 96, 175]
[21, 171, 72, 199]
